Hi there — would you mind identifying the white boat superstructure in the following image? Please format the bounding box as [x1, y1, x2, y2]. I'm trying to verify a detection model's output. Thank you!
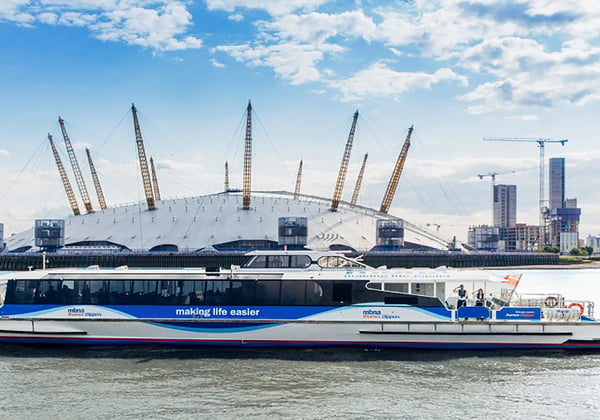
[0, 250, 597, 349]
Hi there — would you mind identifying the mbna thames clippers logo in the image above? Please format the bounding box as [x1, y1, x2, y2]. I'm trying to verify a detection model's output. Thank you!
[362, 309, 382, 319]
[67, 307, 101, 317]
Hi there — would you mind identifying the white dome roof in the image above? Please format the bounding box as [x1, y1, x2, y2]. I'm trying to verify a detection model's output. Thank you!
[5, 190, 454, 252]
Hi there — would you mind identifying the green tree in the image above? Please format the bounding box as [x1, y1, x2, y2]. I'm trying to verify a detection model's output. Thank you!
[542, 246, 560, 253]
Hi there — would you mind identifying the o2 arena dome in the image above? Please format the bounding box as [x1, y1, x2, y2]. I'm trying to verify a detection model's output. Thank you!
[4, 103, 460, 254]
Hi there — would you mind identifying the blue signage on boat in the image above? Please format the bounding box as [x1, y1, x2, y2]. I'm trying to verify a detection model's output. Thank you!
[496, 307, 541, 320]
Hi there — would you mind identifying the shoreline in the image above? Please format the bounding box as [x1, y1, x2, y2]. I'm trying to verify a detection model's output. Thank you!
[489, 261, 600, 270]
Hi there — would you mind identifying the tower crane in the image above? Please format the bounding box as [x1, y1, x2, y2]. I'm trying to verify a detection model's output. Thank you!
[48, 134, 81, 216]
[85, 148, 107, 210]
[331, 110, 359, 211]
[58, 117, 93, 213]
[293, 159, 303, 200]
[131, 103, 156, 211]
[483, 137, 568, 245]
[380, 125, 413, 214]
[350, 153, 368, 206]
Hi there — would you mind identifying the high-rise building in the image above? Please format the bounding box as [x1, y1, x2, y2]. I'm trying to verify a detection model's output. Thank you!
[493, 184, 516, 228]
[549, 157, 565, 210]
[467, 225, 500, 250]
[547, 157, 580, 251]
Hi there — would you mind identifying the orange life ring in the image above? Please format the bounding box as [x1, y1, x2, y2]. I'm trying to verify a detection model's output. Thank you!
[568, 302, 584, 315]
[544, 296, 559, 308]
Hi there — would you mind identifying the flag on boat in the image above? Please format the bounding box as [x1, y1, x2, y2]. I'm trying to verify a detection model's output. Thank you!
[502, 274, 521, 287]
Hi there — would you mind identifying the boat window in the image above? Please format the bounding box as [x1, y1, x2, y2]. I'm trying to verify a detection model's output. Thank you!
[281, 280, 306, 305]
[256, 280, 281, 305]
[244, 255, 311, 269]
[109, 280, 126, 294]
[35, 280, 61, 304]
[384, 283, 408, 293]
[6, 280, 39, 304]
[289, 255, 311, 268]
[245, 255, 267, 268]
[411, 283, 434, 296]
[436, 283, 445, 299]
[306, 281, 323, 305]
[3, 278, 377, 307]
[366, 282, 381, 290]
[268, 255, 287, 268]
[318, 256, 364, 269]
[130, 280, 156, 304]
[205, 280, 229, 305]
[332, 283, 353, 304]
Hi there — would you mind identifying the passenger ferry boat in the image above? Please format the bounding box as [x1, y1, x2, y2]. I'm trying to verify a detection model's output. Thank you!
[0, 250, 598, 349]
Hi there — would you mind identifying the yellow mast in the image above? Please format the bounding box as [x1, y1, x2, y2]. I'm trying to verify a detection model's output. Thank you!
[85, 148, 107, 210]
[380, 125, 413, 214]
[131, 103, 156, 210]
[331, 110, 359, 211]
[48, 134, 81, 216]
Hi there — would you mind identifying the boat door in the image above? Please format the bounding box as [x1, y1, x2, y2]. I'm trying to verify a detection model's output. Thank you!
[0, 279, 6, 307]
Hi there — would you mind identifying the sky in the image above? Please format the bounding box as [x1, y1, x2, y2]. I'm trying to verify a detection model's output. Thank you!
[1, 0, 600, 245]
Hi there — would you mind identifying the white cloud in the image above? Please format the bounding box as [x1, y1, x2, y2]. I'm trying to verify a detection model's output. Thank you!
[214, 42, 343, 84]
[0, 148, 9, 157]
[1, 1, 202, 52]
[92, 3, 202, 51]
[458, 37, 600, 112]
[259, 10, 378, 45]
[329, 62, 468, 102]
[210, 58, 225, 68]
[37, 12, 58, 25]
[5, 0, 600, 109]
[228, 13, 244, 22]
[57, 11, 96, 27]
[506, 114, 539, 122]
[205, 0, 327, 16]
[0, 0, 34, 24]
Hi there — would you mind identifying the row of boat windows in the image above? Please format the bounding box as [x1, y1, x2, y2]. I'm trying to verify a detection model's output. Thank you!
[4, 279, 378, 306]
[244, 255, 366, 269]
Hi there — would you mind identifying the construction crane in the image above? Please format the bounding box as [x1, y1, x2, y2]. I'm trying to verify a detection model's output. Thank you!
[131, 103, 156, 211]
[380, 125, 413, 214]
[85, 148, 107, 210]
[58, 117, 93, 213]
[293, 159, 303, 200]
[48, 134, 81, 216]
[331, 110, 359, 211]
[350, 153, 368, 206]
[483, 137, 568, 244]
[242, 100, 252, 210]
[477, 167, 535, 225]
[150, 157, 161, 201]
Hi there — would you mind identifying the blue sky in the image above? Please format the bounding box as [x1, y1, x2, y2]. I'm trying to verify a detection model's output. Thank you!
[1, 0, 600, 244]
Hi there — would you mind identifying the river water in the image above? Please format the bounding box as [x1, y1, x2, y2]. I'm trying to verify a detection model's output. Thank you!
[1, 268, 599, 419]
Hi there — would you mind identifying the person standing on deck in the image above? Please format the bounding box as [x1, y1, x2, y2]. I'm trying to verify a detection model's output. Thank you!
[475, 288, 485, 306]
[453, 284, 468, 308]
